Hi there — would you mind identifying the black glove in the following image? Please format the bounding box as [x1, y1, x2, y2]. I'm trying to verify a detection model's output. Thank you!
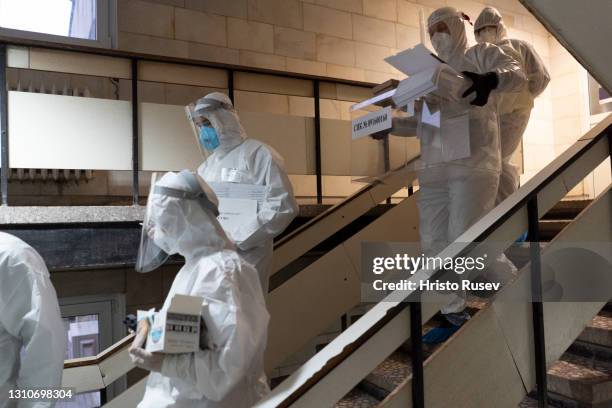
[461, 71, 499, 106]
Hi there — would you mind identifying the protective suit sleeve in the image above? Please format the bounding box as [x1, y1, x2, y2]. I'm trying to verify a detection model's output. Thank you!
[471, 43, 526, 94]
[0, 247, 66, 396]
[160, 263, 269, 402]
[513, 39, 550, 97]
[232, 146, 298, 251]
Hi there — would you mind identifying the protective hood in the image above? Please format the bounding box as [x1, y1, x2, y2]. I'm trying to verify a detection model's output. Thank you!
[186, 92, 247, 157]
[474, 7, 508, 43]
[136, 171, 233, 272]
[427, 7, 469, 69]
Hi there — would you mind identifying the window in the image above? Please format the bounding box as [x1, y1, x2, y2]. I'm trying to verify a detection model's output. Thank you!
[588, 74, 612, 116]
[59, 294, 126, 407]
[0, 0, 115, 48]
[60, 313, 103, 408]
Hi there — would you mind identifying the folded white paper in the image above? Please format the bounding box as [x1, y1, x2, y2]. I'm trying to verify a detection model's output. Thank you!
[421, 101, 440, 128]
[217, 197, 258, 232]
[208, 182, 266, 206]
[350, 89, 396, 112]
[384, 44, 441, 76]
[392, 67, 439, 107]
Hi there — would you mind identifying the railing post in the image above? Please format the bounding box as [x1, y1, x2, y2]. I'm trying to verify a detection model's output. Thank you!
[410, 300, 425, 408]
[528, 196, 548, 407]
[608, 129, 612, 173]
[0, 44, 8, 206]
[341, 314, 348, 331]
[100, 388, 107, 405]
[131, 59, 139, 205]
[228, 69, 234, 103]
[313, 79, 322, 204]
[384, 135, 391, 204]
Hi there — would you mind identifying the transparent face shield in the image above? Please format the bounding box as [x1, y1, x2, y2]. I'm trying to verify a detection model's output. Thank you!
[135, 172, 220, 273]
[136, 173, 168, 273]
[185, 99, 233, 160]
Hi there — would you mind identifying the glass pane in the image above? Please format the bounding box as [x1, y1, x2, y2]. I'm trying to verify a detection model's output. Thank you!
[58, 313, 101, 408]
[0, 0, 97, 40]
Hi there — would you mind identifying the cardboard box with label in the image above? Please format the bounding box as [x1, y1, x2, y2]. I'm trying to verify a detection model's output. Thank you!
[138, 294, 204, 354]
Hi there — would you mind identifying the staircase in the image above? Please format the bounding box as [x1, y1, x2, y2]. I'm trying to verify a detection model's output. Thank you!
[332, 198, 603, 407]
[254, 115, 611, 408]
[545, 308, 612, 407]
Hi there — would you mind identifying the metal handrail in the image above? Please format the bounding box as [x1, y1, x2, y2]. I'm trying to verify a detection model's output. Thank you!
[64, 333, 134, 369]
[256, 115, 612, 407]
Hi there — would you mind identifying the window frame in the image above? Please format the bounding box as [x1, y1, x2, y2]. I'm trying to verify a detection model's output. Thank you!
[59, 293, 126, 401]
[0, 0, 117, 48]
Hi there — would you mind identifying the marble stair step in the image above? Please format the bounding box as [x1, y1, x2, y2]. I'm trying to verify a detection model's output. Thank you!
[547, 353, 612, 406]
[334, 387, 380, 408]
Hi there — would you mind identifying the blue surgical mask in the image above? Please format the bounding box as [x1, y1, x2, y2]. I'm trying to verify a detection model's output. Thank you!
[199, 126, 220, 151]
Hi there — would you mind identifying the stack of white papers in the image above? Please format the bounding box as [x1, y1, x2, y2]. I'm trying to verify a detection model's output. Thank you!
[349, 44, 466, 112]
[385, 44, 442, 76]
[392, 66, 439, 107]
[385, 44, 465, 108]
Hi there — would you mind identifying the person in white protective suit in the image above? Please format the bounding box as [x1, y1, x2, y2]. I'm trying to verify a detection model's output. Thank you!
[0, 232, 66, 408]
[131, 170, 269, 408]
[186, 92, 299, 294]
[475, 6, 550, 204]
[389, 7, 526, 342]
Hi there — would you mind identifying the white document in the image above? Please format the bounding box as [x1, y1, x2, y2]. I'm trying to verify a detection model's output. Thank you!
[349, 43, 463, 113]
[350, 89, 396, 112]
[208, 182, 266, 206]
[421, 101, 440, 128]
[217, 197, 258, 232]
[392, 67, 438, 107]
[440, 113, 471, 162]
[385, 44, 441, 76]
[406, 100, 415, 116]
[351, 106, 393, 140]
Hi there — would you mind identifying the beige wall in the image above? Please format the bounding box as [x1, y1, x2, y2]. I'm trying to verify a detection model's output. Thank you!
[4, 0, 604, 202]
[116, 0, 550, 83]
[117, 0, 418, 82]
[116, 0, 604, 199]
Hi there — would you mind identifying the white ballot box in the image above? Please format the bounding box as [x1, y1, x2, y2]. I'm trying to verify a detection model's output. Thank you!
[348, 44, 472, 184]
[138, 294, 204, 354]
[350, 44, 467, 113]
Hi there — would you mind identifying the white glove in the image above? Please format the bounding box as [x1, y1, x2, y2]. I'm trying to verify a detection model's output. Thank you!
[130, 320, 148, 349]
[129, 347, 165, 373]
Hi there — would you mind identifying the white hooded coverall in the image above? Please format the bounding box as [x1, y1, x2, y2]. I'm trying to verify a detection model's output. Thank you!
[0, 232, 66, 408]
[393, 7, 526, 313]
[195, 93, 299, 294]
[136, 172, 270, 408]
[475, 6, 550, 204]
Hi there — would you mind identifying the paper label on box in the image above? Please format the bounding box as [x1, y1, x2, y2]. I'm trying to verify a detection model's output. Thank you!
[351, 106, 392, 140]
[142, 294, 204, 354]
